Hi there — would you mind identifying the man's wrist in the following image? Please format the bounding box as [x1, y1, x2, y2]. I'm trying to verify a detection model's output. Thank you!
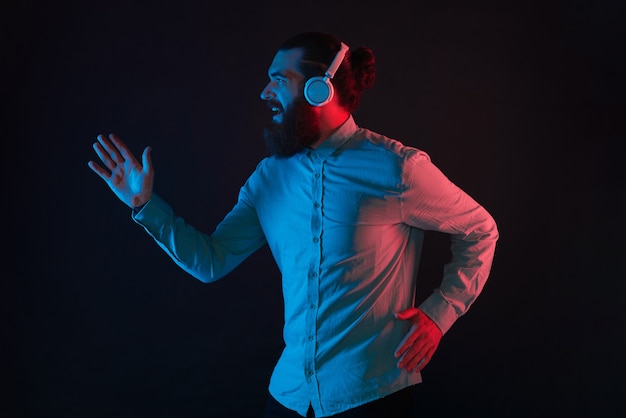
[132, 201, 148, 215]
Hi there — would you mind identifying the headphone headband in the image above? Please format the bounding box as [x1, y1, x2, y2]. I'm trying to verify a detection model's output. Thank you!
[325, 42, 349, 80]
[304, 41, 350, 107]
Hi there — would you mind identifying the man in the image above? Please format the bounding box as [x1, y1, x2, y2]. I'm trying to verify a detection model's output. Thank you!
[89, 32, 498, 418]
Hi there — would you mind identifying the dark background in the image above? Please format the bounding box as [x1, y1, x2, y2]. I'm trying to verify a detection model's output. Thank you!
[3, 0, 625, 417]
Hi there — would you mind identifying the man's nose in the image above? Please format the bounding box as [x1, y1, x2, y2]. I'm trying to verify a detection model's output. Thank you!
[260, 82, 275, 101]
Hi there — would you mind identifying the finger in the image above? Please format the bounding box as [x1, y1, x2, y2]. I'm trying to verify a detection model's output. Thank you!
[412, 337, 439, 372]
[109, 133, 139, 165]
[97, 134, 124, 164]
[397, 348, 420, 371]
[413, 346, 436, 373]
[397, 332, 425, 367]
[394, 324, 417, 358]
[93, 141, 117, 171]
[87, 160, 111, 181]
[141, 146, 153, 174]
[395, 307, 419, 320]
[413, 358, 427, 373]
[399, 340, 430, 372]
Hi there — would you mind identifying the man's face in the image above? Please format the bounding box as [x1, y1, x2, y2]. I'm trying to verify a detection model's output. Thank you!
[260, 48, 320, 157]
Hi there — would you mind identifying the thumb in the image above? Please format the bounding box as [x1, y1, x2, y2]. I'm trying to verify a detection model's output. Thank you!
[142, 146, 153, 173]
[394, 307, 420, 320]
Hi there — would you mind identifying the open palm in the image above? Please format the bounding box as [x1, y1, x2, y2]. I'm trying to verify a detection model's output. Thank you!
[88, 133, 154, 208]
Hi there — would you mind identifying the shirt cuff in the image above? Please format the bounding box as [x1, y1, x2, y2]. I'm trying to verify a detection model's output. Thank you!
[418, 292, 460, 335]
[132, 202, 148, 216]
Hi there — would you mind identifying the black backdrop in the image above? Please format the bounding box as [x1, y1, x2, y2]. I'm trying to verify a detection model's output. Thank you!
[4, 1, 625, 417]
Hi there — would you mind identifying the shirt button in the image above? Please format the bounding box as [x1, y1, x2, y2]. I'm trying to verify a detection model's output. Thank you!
[306, 370, 314, 376]
[308, 336, 314, 341]
[314, 202, 320, 208]
[313, 236, 319, 243]
[314, 173, 320, 178]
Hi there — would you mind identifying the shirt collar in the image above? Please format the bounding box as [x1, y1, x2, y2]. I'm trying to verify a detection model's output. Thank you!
[305, 115, 358, 161]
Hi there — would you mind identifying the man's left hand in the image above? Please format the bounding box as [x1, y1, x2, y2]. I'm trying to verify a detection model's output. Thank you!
[394, 307, 443, 373]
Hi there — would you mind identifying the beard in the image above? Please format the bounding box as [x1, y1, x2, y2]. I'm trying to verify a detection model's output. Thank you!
[263, 96, 320, 158]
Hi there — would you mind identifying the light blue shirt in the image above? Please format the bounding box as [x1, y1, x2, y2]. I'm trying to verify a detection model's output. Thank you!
[133, 115, 498, 417]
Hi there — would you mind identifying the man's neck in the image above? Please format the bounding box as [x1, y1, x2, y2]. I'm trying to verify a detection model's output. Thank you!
[311, 106, 350, 149]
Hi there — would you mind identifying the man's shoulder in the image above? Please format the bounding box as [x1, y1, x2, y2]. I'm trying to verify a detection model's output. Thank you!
[351, 126, 425, 160]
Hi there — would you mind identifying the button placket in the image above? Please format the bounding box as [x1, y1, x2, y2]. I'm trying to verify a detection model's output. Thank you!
[305, 156, 323, 386]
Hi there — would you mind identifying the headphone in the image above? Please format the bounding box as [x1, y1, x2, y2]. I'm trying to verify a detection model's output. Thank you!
[304, 42, 350, 107]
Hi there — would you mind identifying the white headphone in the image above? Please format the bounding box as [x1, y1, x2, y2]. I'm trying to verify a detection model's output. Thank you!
[303, 42, 350, 107]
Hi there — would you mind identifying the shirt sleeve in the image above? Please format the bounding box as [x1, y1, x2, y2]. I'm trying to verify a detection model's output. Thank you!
[132, 192, 267, 283]
[400, 150, 499, 334]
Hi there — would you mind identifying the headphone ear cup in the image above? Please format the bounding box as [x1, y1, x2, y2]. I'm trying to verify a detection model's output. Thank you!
[304, 76, 334, 106]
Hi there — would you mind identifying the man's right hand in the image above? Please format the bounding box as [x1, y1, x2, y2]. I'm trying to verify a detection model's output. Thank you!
[88, 133, 154, 209]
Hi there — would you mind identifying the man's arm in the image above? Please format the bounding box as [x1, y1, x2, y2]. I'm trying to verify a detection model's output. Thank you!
[395, 150, 499, 373]
[132, 193, 267, 283]
[89, 133, 267, 283]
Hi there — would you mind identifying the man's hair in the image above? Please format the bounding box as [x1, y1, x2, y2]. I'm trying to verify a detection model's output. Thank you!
[278, 32, 376, 112]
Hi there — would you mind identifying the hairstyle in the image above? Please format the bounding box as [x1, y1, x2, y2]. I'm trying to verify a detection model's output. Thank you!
[278, 32, 376, 112]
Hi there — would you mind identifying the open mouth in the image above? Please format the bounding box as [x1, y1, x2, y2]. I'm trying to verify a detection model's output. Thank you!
[268, 102, 283, 119]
